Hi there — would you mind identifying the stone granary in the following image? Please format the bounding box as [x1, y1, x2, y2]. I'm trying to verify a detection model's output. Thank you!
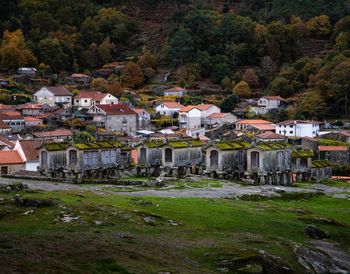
[136, 140, 164, 176]
[311, 160, 333, 181]
[245, 143, 293, 185]
[291, 150, 313, 182]
[38, 141, 132, 182]
[204, 141, 250, 178]
[160, 140, 207, 176]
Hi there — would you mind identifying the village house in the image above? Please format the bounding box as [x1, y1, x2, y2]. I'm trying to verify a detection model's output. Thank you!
[0, 120, 11, 134]
[163, 87, 187, 97]
[235, 119, 275, 132]
[24, 117, 43, 127]
[87, 104, 137, 132]
[155, 101, 184, 116]
[131, 108, 150, 130]
[38, 140, 131, 182]
[255, 132, 284, 142]
[17, 67, 37, 75]
[74, 91, 118, 110]
[66, 73, 91, 87]
[0, 136, 15, 150]
[34, 86, 73, 108]
[196, 104, 221, 127]
[207, 113, 237, 128]
[0, 150, 25, 175]
[252, 96, 286, 115]
[0, 111, 25, 130]
[319, 146, 349, 165]
[32, 129, 72, 141]
[204, 141, 250, 178]
[276, 120, 322, 138]
[319, 131, 350, 143]
[161, 139, 206, 176]
[178, 106, 202, 129]
[15, 140, 41, 171]
[245, 143, 293, 185]
[0, 104, 15, 112]
[16, 103, 43, 116]
[0, 79, 9, 88]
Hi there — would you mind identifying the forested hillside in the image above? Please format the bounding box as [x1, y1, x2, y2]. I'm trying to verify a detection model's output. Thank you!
[1, 0, 350, 119]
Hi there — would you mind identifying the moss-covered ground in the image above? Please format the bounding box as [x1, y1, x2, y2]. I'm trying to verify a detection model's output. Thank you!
[1, 185, 350, 273]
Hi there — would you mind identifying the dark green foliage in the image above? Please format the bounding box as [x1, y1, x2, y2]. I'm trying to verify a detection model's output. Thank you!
[221, 94, 240, 113]
[167, 29, 194, 66]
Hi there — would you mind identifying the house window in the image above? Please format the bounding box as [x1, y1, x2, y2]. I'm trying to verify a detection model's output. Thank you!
[140, 148, 146, 162]
[277, 151, 283, 166]
[69, 150, 77, 166]
[165, 148, 172, 163]
[279, 130, 281, 134]
[41, 151, 47, 166]
[210, 150, 218, 167]
[290, 131, 293, 134]
[76, 100, 79, 103]
[251, 151, 259, 169]
[290, 125, 293, 128]
[84, 99, 88, 103]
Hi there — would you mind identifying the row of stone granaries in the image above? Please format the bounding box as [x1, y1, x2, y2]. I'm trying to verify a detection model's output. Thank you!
[38, 137, 332, 185]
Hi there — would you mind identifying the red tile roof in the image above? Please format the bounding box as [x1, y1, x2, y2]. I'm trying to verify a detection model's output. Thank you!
[179, 105, 196, 112]
[0, 120, 10, 129]
[131, 108, 147, 115]
[0, 136, 15, 148]
[302, 136, 318, 142]
[236, 119, 272, 124]
[339, 131, 350, 137]
[262, 96, 286, 101]
[196, 104, 215, 110]
[161, 102, 184, 108]
[96, 104, 136, 115]
[251, 124, 276, 131]
[256, 131, 284, 139]
[277, 120, 322, 125]
[71, 73, 90, 78]
[0, 111, 24, 120]
[74, 91, 108, 101]
[318, 146, 348, 151]
[45, 87, 73, 96]
[165, 87, 186, 92]
[16, 103, 42, 110]
[208, 113, 229, 118]
[33, 129, 72, 138]
[24, 117, 42, 122]
[0, 150, 24, 164]
[19, 140, 41, 161]
[0, 104, 15, 111]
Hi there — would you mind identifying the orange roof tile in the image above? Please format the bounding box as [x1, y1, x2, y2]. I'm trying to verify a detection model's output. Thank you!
[179, 105, 196, 112]
[0, 120, 10, 129]
[256, 131, 284, 139]
[251, 124, 276, 130]
[236, 119, 272, 124]
[16, 103, 42, 110]
[24, 117, 42, 122]
[165, 87, 186, 92]
[162, 102, 184, 108]
[0, 137, 15, 148]
[196, 104, 215, 110]
[33, 129, 72, 138]
[208, 113, 229, 118]
[318, 146, 348, 151]
[262, 96, 286, 101]
[131, 108, 146, 115]
[0, 150, 24, 164]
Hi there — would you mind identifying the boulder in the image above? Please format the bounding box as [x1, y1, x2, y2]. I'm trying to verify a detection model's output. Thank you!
[304, 225, 330, 239]
[14, 195, 59, 208]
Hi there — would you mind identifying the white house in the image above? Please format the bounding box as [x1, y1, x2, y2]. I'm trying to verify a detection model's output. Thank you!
[155, 102, 184, 116]
[14, 140, 41, 171]
[74, 91, 118, 109]
[252, 96, 286, 115]
[34, 87, 73, 108]
[276, 120, 321, 137]
[196, 104, 221, 126]
[178, 106, 202, 129]
[163, 87, 187, 97]
[131, 108, 151, 130]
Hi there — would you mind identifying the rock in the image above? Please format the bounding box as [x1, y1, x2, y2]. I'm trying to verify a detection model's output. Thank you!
[304, 225, 330, 239]
[0, 183, 30, 193]
[14, 195, 59, 208]
[240, 178, 255, 185]
[93, 220, 103, 225]
[143, 217, 153, 223]
[22, 210, 34, 216]
[332, 194, 350, 199]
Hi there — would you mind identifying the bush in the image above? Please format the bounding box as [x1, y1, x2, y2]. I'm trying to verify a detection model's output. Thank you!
[333, 164, 350, 176]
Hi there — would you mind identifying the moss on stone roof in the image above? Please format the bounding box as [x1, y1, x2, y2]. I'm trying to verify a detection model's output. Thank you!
[188, 140, 206, 146]
[144, 140, 164, 148]
[45, 142, 70, 151]
[257, 143, 290, 150]
[292, 150, 314, 158]
[168, 141, 189, 148]
[312, 160, 333, 168]
[215, 141, 249, 150]
[96, 141, 114, 148]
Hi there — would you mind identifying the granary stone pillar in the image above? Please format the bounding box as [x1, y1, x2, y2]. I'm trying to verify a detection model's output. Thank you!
[259, 175, 265, 185]
[288, 172, 293, 186]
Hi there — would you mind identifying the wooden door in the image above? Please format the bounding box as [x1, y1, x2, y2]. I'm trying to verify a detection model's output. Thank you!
[1, 166, 8, 174]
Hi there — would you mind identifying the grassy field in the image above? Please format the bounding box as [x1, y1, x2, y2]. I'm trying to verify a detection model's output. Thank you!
[1, 186, 350, 273]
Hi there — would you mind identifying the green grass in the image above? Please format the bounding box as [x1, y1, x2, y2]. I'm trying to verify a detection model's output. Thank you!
[1, 187, 350, 273]
[294, 179, 350, 189]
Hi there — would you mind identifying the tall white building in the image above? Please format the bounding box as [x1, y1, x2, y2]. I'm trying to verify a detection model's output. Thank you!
[276, 120, 322, 137]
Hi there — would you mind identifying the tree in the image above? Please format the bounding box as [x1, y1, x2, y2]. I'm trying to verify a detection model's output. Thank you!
[331, 60, 350, 115]
[109, 81, 123, 97]
[194, 50, 211, 77]
[97, 37, 115, 66]
[75, 131, 95, 142]
[232, 81, 251, 98]
[38, 37, 67, 72]
[242, 69, 259, 88]
[305, 15, 331, 39]
[122, 62, 144, 88]
[167, 30, 194, 66]
[221, 94, 240, 112]
[300, 89, 327, 118]
[90, 78, 108, 92]
[137, 49, 158, 69]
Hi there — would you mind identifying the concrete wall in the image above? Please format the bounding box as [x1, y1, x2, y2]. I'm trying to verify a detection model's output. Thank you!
[0, 163, 25, 174]
[106, 114, 137, 132]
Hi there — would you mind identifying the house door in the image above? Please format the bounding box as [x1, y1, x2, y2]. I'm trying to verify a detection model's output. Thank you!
[251, 151, 260, 169]
[210, 150, 218, 167]
[1, 166, 8, 174]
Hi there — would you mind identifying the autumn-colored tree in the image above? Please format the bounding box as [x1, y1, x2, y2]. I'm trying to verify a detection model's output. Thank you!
[109, 81, 123, 97]
[300, 89, 327, 118]
[331, 59, 350, 114]
[232, 81, 251, 98]
[242, 69, 259, 88]
[305, 15, 331, 39]
[90, 77, 108, 92]
[137, 49, 158, 69]
[122, 62, 144, 88]
[97, 37, 115, 66]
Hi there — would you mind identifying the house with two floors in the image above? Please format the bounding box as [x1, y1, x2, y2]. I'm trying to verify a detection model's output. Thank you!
[276, 120, 322, 137]
[74, 91, 118, 110]
[155, 102, 184, 116]
[34, 87, 73, 108]
[252, 96, 286, 115]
